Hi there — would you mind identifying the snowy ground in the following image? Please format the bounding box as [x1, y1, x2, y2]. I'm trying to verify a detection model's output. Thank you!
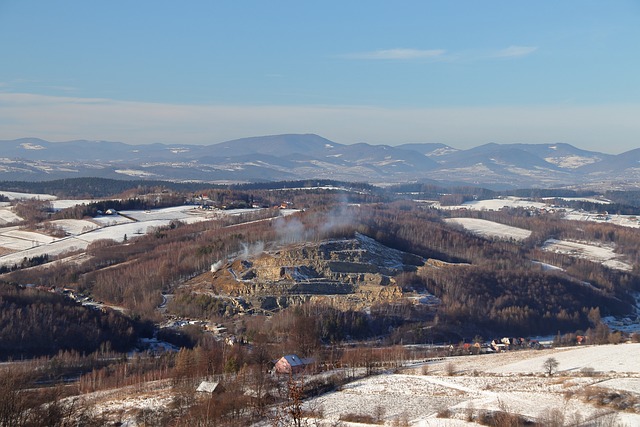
[303, 343, 640, 426]
[444, 218, 531, 241]
[564, 211, 640, 229]
[432, 196, 640, 229]
[119, 205, 222, 223]
[0, 227, 57, 251]
[542, 238, 632, 271]
[435, 197, 547, 211]
[0, 236, 88, 266]
[542, 196, 611, 204]
[55, 344, 640, 426]
[0, 206, 23, 225]
[51, 199, 98, 210]
[92, 214, 136, 226]
[0, 190, 57, 201]
[0, 206, 278, 268]
[71, 380, 175, 426]
[49, 219, 100, 235]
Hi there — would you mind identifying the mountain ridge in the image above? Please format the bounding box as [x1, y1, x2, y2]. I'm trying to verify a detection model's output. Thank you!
[1, 134, 639, 189]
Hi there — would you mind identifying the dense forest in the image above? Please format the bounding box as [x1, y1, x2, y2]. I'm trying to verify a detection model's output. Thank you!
[0, 284, 145, 358]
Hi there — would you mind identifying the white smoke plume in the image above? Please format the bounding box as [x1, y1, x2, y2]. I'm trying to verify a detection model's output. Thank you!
[239, 241, 265, 260]
[319, 202, 357, 236]
[274, 216, 308, 244]
[210, 260, 225, 273]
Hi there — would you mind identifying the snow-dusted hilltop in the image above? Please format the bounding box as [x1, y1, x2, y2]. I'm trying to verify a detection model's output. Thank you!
[1, 135, 639, 188]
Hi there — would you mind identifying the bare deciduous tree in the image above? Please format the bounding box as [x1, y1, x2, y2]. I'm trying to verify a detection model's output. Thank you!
[543, 357, 559, 376]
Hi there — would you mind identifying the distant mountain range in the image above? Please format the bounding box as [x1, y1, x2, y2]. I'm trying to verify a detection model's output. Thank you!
[1, 134, 639, 189]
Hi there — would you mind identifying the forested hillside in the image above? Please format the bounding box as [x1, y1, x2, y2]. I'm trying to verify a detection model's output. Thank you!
[0, 285, 143, 358]
[3, 192, 638, 348]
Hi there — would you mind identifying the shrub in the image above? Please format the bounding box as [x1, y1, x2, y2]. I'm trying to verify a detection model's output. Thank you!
[339, 412, 380, 424]
[445, 362, 457, 376]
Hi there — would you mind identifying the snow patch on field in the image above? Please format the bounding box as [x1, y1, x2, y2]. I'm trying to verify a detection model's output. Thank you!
[92, 214, 135, 226]
[309, 374, 469, 424]
[78, 220, 173, 242]
[436, 197, 547, 211]
[485, 343, 640, 374]
[0, 229, 57, 251]
[544, 155, 600, 169]
[543, 196, 611, 204]
[445, 218, 531, 241]
[597, 378, 640, 395]
[0, 206, 272, 268]
[0, 237, 88, 266]
[542, 239, 632, 271]
[50, 219, 100, 235]
[531, 260, 564, 272]
[305, 344, 640, 426]
[51, 199, 98, 210]
[564, 212, 640, 229]
[0, 190, 57, 200]
[114, 169, 157, 178]
[0, 207, 22, 225]
[119, 205, 215, 223]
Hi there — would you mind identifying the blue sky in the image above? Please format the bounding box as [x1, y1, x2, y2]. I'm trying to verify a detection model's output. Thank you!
[1, 1, 639, 152]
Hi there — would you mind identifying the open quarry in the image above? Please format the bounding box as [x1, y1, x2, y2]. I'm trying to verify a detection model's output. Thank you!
[182, 232, 424, 313]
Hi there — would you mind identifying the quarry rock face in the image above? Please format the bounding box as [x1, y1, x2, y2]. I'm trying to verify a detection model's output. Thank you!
[207, 233, 424, 311]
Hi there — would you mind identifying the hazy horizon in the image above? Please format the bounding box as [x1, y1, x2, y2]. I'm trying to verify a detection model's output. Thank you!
[2, 1, 639, 154]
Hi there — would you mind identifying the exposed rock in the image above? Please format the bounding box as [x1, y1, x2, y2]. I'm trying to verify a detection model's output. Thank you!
[198, 233, 424, 312]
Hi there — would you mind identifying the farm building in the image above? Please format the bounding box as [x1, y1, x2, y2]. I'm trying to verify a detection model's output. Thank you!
[274, 354, 314, 375]
[196, 380, 225, 395]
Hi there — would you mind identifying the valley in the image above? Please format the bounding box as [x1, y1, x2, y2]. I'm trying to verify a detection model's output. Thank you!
[1, 179, 640, 426]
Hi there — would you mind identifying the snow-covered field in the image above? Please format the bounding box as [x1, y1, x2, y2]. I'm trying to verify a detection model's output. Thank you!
[542, 196, 611, 204]
[432, 196, 640, 229]
[0, 236, 89, 266]
[92, 214, 135, 226]
[54, 344, 640, 426]
[564, 211, 640, 229]
[49, 219, 100, 235]
[482, 343, 640, 374]
[50, 199, 98, 210]
[0, 206, 22, 225]
[542, 238, 632, 271]
[303, 343, 640, 426]
[437, 197, 548, 211]
[0, 228, 57, 251]
[444, 218, 532, 241]
[119, 205, 221, 223]
[0, 206, 277, 268]
[0, 190, 57, 201]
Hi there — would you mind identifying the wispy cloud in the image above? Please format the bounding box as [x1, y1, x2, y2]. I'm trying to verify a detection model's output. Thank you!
[342, 46, 538, 62]
[342, 48, 446, 60]
[46, 85, 78, 92]
[493, 45, 538, 58]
